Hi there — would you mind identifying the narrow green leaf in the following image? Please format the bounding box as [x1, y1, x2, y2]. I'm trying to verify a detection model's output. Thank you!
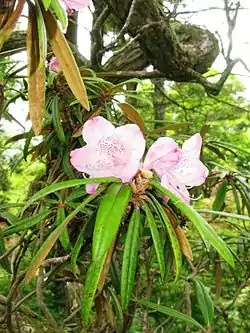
[0, 212, 19, 224]
[143, 203, 165, 280]
[42, 0, 52, 10]
[229, 179, 241, 214]
[23, 129, 34, 161]
[24, 186, 105, 285]
[56, 206, 70, 251]
[212, 180, 227, 211]
[110, 257, 121, 294]
[51, 96, 66, 143]
[82, 257, 106, 324]
[109, 288, 124, 333]
[35, 2, 47, 62]
[93, 184, 132, 262]
[24, 177, 120, 207]
[50, 0, 68, 30]
[65, 187, 86, 202]
[71, 222, 90, 273]
[0, 230, 12, 274]
[151, 180, 235, 268]
[149, 196, 182, 281]
[121, 207, 141, 309]
[197, 209, 250, 221]
[137, 300, 205, 330]
[62, 149, 75, 179]
[4, 211, 51, 236]
[192, 278, 214, 326]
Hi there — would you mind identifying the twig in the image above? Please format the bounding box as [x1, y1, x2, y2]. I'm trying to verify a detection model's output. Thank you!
[91, 5, 110, 68]
[225, 274, 250, 310]
[0, 231, 26, 261]
[36, 220, 59, 331]
[62, 306, 81, 326]
[44, 254, 71, 266]
[116, 0, 139, 40]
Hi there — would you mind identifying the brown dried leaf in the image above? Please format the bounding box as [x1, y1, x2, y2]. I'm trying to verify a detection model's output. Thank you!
[147, 123, 190, 136]
[27, 4, 45, 136]
[42, 9, 89, 110]
[215, 257, 222, 299]
[0, 0, 25, 50]
[164, 207, 193, 261]
[97, 236, 117, 292]
[119, 103, 146, 133]
[200, 125, 210, 139]
[175, 226, 193, 261]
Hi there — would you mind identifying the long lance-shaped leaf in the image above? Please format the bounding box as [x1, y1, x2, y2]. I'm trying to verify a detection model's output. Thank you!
[4, 210, 51, 236]
[24, 177, 120, 208]
[35, 2, 47, 62]
[0, 230, 11, 274]
[108, 288, 124, 333]
[192, 278, 214, 327]
[92, 183, 132, 262]
[212, 179, 227, 211]
[229, 179, 241, 215]
[121, 207, 141, 309]
[81, 257, 106, 325]
[42, 0, 52, 11]
[42, 8, 89, 110]
[148, 196, 182, 281]
[24, 186, 105, 285]
[51, 95, 66, 144]
[0, 0, 25, 50]
[27, 3, 46, 136]
[143, 202, 165, 280]
[119, 103, 146, 133]
[50, 0, 68, 30]
[71, 221, 91, 273]
[150, 179, 235, 268]
[56, 206, 70, 251]
[137, 300, 205, 331]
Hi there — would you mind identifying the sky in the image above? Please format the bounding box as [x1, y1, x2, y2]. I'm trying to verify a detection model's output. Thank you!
[1, 0, 250, 135]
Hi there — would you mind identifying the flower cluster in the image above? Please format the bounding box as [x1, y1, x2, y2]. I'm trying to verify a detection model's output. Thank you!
[48, 56, 61, 73]
[70, 117, 208, 204]
[60, 0, 91, 14]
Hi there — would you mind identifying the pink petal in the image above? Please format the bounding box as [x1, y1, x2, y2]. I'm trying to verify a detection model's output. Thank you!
[118, 157, 141, 183]
[143, 137, 180, 172]
[171, 157, 209, 187]
[70, 146, 113, 175]
[82, 116, 115, 145]
[161, 173, 190, 204]
[86, 182, 99, 194]
[60, 0, 91, 10]
[48, 57, 61, 73]
[70, 145, 132, 179]
[182, 133, 202, 158]
[115, 124, 145, 160]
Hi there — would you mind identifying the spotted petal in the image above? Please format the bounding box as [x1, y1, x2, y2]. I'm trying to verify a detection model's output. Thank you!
[82, 116, 115, 145]
[115, 124, 145, 160]
[143, 137, 180, 173]
[86, 182, 99, 194]
[161, 173, 190, 205]
[182, 133, 202, 158]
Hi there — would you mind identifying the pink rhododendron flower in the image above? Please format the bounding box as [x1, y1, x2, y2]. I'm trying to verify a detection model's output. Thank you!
[143, 133, 208, 204]
[61, 0, 91, 13]
[70, 116, 145, 194]
[48, 57, 61, 73]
